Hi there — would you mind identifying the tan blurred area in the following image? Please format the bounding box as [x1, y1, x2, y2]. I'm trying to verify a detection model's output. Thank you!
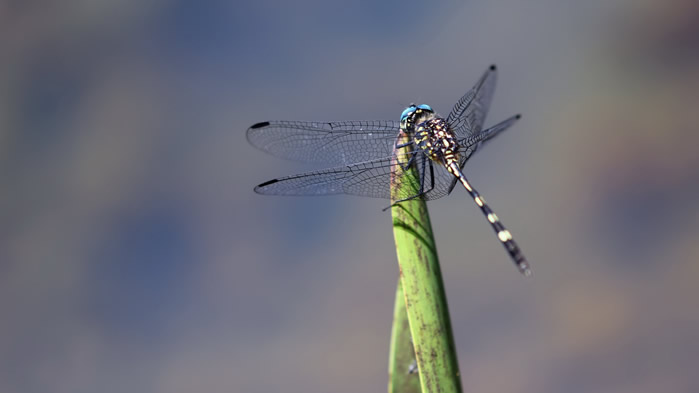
[1, 1, 698, 393]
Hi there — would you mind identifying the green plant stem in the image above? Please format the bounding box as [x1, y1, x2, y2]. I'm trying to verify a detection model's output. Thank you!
[388, 137, 462, 393]
[388, 279, 420, 393]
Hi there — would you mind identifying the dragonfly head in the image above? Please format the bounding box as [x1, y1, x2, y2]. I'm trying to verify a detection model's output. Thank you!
[400, 104, 434, 131]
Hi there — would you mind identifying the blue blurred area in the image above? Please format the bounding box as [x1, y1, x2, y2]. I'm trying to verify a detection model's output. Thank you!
[86, 198, 194, 341]
[2, 1, 699, 393]
[16, 58, 86, 146]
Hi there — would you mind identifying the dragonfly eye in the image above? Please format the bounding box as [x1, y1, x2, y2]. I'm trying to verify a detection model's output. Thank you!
[400, 105, 417, 122]
[417, 104, 433, 112]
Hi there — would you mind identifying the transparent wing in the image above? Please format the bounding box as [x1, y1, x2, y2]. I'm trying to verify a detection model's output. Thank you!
[459, 114, 521, 153]
[255, 113, 521, 200]
[254, 150, 460, 201]
[254, 152, 411, 199]
[443, 114, 521, 195]
[446, 65, 498, 139]
[246, 120, 402, 166]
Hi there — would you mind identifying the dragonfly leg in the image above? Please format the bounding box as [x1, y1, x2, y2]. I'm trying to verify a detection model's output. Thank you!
[385, 156, 432, 210]
[399, 151, 417, 172]
[395, 141, 417, 171]
[395, 140, 414, 149]
[418, 154, 427, 195]
[385, 193, 425, 210]
[424, 159, 435, 194]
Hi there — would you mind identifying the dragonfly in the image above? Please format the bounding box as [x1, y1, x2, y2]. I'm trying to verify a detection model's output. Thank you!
[247, 65, 530, 275]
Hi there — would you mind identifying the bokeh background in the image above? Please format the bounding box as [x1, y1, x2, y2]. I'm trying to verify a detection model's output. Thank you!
[2, 1, 699, 392]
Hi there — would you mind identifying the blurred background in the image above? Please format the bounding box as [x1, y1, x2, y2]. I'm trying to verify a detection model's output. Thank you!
[2, 1, 699, 392]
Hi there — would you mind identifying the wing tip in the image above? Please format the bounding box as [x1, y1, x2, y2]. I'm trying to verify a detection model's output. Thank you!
[255, 178, 279, 193]
[250, 121, 270, 130]
[515, 113, 522, 120]
[489, 64, 497, 71]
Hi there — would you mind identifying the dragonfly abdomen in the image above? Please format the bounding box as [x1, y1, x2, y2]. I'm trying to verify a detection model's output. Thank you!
[446, 161, 531, 275]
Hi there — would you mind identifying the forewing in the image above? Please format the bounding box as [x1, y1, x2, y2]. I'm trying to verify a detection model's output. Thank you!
[446, 65, 498, 139]
[246, 120, 401, 166]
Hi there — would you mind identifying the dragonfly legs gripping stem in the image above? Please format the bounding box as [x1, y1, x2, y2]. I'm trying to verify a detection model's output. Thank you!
[384, 148, 436, 211]
[394, 140, 416, 172]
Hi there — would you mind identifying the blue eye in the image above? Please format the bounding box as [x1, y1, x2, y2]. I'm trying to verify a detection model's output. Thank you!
[400, 105, 417, 122]
[417, 104, 433, 112]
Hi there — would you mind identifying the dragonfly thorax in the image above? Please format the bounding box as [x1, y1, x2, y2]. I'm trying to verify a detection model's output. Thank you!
[414, 118, 461, 165]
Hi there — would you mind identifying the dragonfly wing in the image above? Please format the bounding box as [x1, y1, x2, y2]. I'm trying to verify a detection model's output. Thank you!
[446, 114, 521, 196]
[254, 150, 455, 201]
[254, 154, 403, 199]
[246, 120, 401, 166]
[459, 114, 521, 153]
[446, 65, 498, 139]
